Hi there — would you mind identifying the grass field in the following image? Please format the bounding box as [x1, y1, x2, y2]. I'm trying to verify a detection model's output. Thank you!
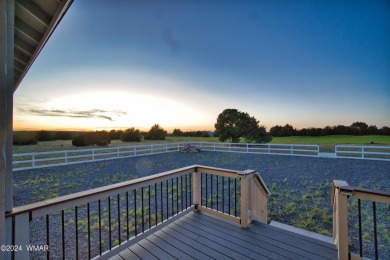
[12, 135, 390, 154]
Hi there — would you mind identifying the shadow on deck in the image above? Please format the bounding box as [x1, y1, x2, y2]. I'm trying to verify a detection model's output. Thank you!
[110, 211, 337, 260]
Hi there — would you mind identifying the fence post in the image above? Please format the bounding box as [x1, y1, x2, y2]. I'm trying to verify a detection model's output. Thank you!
[246, 143, 249, 153]
[332, 180, 350, 260]
[32, 152, 35, 167]
[362, 147, 364, 159]
[290, 145, 293, 155]
[192, 168, 201, 211]
[117, 147, 120, 158]
[92, 149, 95, 160]
[214, 142, 216, 151]
[229, 143, 231, 151]
[165, 143, 168, 152]
[65, 151, 68, 163]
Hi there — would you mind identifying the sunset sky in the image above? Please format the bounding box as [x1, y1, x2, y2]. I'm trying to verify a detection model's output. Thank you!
[14, 0, 390, 132]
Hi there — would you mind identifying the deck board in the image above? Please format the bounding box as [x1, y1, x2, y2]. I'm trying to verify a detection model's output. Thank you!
[115, 211, 338, 260]
[187, 213, 332, 260]
[153, 229, 213, 260]
[128, 243, 159, 260]
[146, 234, 195, 260]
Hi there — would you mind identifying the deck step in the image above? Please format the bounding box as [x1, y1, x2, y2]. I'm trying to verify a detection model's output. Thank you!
[269, 221, 333, 244]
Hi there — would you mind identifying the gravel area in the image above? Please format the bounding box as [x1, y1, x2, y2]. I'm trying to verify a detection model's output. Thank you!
[13, 151, 390, 259]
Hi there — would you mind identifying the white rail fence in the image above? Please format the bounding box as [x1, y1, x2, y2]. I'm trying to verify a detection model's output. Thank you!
[13, 143, 181, 171]
[195, 142, 319, 156]
[13, 142, 320, 171]
[335, 145, 390, 161]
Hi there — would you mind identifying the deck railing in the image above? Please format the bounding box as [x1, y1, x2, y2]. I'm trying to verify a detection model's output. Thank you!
[335, 145, 390, 161]
[13, 142, 320, 170]
[331, 180, 390, 260]
[5, 165, 269, 259]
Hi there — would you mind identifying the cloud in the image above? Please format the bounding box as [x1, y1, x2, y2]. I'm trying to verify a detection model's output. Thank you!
[18, 108, 127, 121]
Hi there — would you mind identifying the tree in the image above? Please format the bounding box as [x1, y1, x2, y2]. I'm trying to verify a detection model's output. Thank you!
[351, 122, 368, 135]
[270, 124, 295, 137]
[214, 109, 271, 143]
[109, 129, 123, 140]
[37, 130, 55, 141]
[94, 131, 111, 146]
[72, 131, 111, 147]
[172, 128, 183, 136]
[270, 125, 283, 137]
[120, 128, 141, 142]
[144, 124, 167, 140]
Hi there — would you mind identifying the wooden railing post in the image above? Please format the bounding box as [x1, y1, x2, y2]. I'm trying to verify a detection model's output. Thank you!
[332, 180, 350, 260]
[14, 212, 30, 259]
[192, 168, 201, 211]
[238, 170, 255, 228]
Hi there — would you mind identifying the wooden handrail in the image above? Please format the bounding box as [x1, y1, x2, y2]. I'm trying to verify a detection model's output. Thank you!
[331, 180, 390, 260]
[7, 165, 196, 218]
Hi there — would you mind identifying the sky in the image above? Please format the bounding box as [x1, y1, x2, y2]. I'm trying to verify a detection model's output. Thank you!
[14, 0, 390, 132]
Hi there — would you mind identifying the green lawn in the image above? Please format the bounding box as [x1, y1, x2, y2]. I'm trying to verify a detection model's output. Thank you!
[271, 135, 390, 145]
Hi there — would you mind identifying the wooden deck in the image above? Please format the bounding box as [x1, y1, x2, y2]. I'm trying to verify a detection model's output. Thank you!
[109, 211, 338, 260]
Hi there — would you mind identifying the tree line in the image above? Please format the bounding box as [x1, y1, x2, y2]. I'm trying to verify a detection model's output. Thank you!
[13, 124, 168, 146]
[270, 122, 390, 137]
[13, 108, 390, 146]
[171, 129, 211, 137]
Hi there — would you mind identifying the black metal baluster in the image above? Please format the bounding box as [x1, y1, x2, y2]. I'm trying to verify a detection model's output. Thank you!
[108, 197, 112, 249]
[181, 175, 184, 211]
[98, 200, 102, 255]
[172, 178, 174, 217]
[216, 175, 219, 211]
[211, 174, 213, 209]
[75, 206, 78, 260]
[201, 173, 203, 206]
[87, 203, 91, 259]
[46, 215, 49, 260]
[148, 185, 151, 229]
[117, 194, 121, 244]
[206, 173, 208, 208]
[176, 177, 179, 214]
[185, 174, 188, 208]
[228, 177, 231, 215]
[126, 192, 129, 240]
[190, 173, 192, 204]
[235, 178, 237, 217]
[358, 199, 362, 257]
[222, 176, 225, 213]
[161, 181, 164, 222]
[373, 202, 378, 260]
[62, 210, 65, 260]
[141, 187, 144, 233]
[134, 189, 137, 236]
[166, 180, 169, 219]
[155, 183, 158, 226]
